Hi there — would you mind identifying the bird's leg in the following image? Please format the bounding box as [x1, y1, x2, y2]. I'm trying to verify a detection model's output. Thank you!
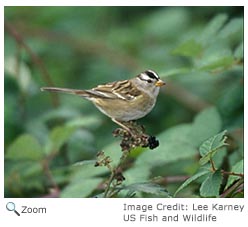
[111, 118, 134, 136]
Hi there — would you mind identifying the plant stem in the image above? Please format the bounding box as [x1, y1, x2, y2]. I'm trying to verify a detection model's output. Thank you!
[220, 178, 244, 198]
[5, 21, 59, 107]
[221, 170, 244, 177]
[103, 170, 115, 198]
[210, 158, 216, 171]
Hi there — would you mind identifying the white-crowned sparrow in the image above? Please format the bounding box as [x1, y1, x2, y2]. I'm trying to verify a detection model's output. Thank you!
[41, 70, 165, 133]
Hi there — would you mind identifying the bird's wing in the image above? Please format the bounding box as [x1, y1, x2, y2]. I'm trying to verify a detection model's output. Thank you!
[88, 80, 142, 100]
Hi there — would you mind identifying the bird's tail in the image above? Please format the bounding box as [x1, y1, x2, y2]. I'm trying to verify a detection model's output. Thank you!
[40, 87, 87, 96]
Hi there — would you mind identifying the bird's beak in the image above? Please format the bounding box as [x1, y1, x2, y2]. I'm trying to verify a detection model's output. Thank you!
[155, 79, 166, 87]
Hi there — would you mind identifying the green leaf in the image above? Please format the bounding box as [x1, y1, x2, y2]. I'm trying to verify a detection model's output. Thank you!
[199, 130, 228, 165]
[136, 124, 197, 167]
[190, 107, 222, 146]
[144, 7, 190, 40]
[41, 107, 81, 122]
[61, 178, 103, 198]
[45, 125, 76, 154]
[218, 80, 244, 118]
[4, 160, 45, 194]
[172, 39, 203, 57]
[123, 182, 170, 197]
[67, 129, 95, 163]
[121, 124, 197, 187]
[60, 142, 123, 198]
[200, 170, 222, 197]
[66, 116, 102, 129]
[218, 18, 243, 39]
[211, 147, 227, 169]
[72, 160, 108, 179]
[102, 142, 123, 167]
[5, 56, 33, 92]
[199, 56, 234, 71]
[226, 159, 244, 189]
[5, 160, 43, 179]
[122, 165, 151, 185]
[199, 130, 227, 157]
[61, 161, 107, 197]
[174, 169, 210, 196]
[199, 14, 228, 45]
[160, 67, 192, 78]
[234, 42, 243, 59]
[6, 134, 44, 161]
[126, 125, 197, 187]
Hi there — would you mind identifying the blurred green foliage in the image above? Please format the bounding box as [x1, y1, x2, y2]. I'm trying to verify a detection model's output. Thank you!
[4, 6, 243, 198]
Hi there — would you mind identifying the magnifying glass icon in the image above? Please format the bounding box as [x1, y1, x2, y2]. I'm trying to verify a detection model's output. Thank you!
[6, 202, 20, 216]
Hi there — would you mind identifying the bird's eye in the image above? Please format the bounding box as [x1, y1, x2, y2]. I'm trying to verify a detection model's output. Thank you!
[147, 79, 152, 83]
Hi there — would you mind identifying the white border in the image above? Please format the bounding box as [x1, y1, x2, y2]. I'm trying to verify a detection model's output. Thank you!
[1, 1, 246, 226]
